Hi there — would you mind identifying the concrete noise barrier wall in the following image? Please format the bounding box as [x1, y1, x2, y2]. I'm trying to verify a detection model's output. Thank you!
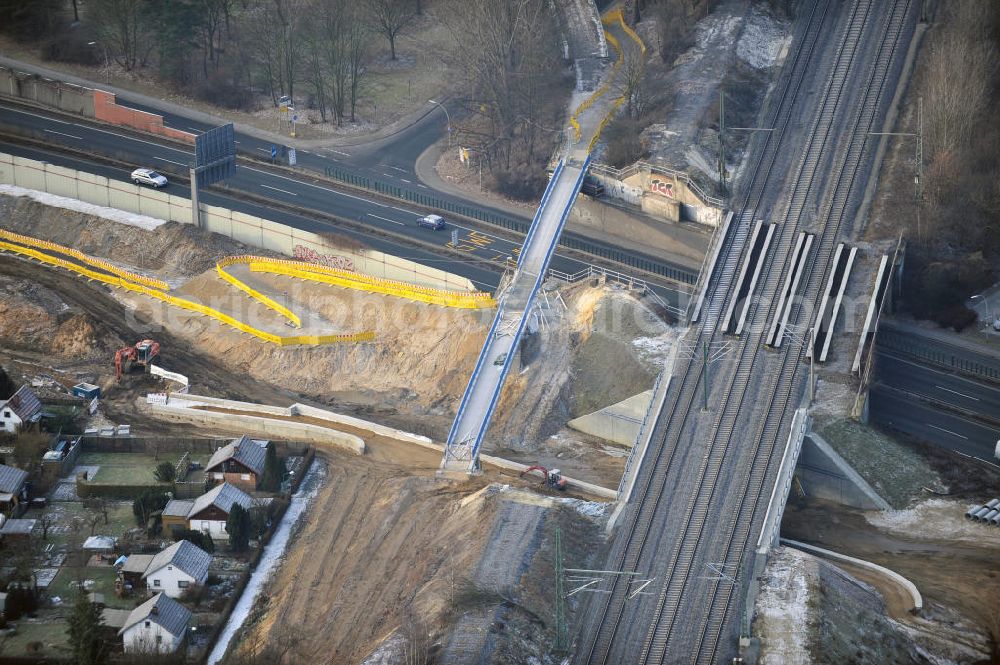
[0, 151, 476, 293]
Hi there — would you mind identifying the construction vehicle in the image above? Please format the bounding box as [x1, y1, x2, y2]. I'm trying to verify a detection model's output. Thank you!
[520, 464, 568, 491]
[114, 339, 160, 382]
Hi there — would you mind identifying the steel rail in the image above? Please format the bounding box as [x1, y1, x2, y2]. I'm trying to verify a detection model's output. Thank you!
[689, 2, 913, 662]
[578, 0, 835, 660]
[635, 0, 883, 661]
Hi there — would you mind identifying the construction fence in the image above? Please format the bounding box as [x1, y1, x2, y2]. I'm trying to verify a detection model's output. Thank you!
[0, 233, 375, 346]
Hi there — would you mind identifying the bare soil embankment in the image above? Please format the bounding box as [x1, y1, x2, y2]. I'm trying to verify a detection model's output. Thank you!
[782, 499, 999, 662]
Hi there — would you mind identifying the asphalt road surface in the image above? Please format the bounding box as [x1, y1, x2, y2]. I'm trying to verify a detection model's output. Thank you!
[868, 384, 1000, 462]
[0, 101, 696, 304]
[874, 350, 1000, 424]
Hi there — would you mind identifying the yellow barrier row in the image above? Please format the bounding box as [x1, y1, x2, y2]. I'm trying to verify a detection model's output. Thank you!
[0, 239, 373, 346]
[585, 8, 647, 152]
[250, 261, 496, 310]
[235, 256, 495, 307]
[216, 255, 302, 327]
[569, 20, 625, 143]
[0, 227, 169, 291]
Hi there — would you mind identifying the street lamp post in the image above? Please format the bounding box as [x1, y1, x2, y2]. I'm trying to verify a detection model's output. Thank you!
[428, 99, 452, 148]
[869, 97, 924, 238]
[87, 41, 110, 84]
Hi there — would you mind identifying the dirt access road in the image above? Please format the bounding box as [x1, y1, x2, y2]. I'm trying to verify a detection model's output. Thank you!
[782, 500, 1000, 652]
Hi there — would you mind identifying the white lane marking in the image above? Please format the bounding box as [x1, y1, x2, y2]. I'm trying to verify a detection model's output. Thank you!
[367, 213, 404, 226]
[390, 206, 419, 216]
[400, 178, 412, 184]
[381, 173, 394, 178]
[936, 385, 980, 401]
[927, 424, 968, 440]
[240, 165, 388, 207]
[44, 129, 82, 140]
[67, 120, 192, 154]
[154, 157, 187, 166]
[389, 166, 407, 173]
[324, 149, 351, 157]
[261, 184, 297, 196]
[40, 115, 72, 125]
[256, 148, 269, 153]
[417, 184, 428, 189]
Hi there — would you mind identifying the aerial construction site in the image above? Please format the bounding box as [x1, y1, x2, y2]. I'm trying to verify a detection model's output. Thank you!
[0, 1, 997, 664]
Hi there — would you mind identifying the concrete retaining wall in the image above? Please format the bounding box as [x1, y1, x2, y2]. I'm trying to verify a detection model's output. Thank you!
[795, 432, 891, 510]
[567, 390, 652, 447]
[146, 402, 366, 455]
[93, 90, 195, 143]
[0, 64, 95, 116]
[145, 393, 617, 499]
[781, 538, 922, 613]
[567, 198, 706, 268]
[0, 151, 475, 291]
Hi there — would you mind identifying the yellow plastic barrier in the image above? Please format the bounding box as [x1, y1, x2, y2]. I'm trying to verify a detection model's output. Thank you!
[253, 257, 494, 301]
[248, 260, 496, 310]
[213, 255, 495, 309]
[0, 227, 169, 291]
[569, 20, 625, 144]
[0, 239, 373, 346]
[215, 255, 302, 327]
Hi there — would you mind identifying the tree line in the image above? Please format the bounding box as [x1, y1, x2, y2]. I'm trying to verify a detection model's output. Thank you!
[0, 0, 424, 125]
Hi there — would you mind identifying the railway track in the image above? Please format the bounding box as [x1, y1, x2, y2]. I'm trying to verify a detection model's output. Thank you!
[577, 0, 915, 662]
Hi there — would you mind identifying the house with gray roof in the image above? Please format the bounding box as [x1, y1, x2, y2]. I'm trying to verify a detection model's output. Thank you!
[0, 386, 42, 434]
[0, 463, 28, 515]
[205, 435, 267, 491]
[187, 482, 255, 540]
[142, 540, 211, 598]
[119, 593, 191, 654]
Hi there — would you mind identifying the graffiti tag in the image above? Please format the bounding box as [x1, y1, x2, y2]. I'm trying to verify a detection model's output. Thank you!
[293, 245, 355, 271]
[649, 178, 675, 199]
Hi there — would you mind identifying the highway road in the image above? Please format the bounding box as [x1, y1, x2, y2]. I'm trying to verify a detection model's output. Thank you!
[873, 350, 1000, 424]
[868, 384, 1000, 462]
[0, 100, 699, 296]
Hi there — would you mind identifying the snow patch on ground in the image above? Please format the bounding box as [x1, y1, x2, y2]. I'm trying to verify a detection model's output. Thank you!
[0, 185, 167, 231]
[865, 499, 1000, 546]
[755, 546, 815, 665]
[555, 497, 610, 519]
[631, 329, 680, 365]
[207, 462, 326, 665]
[737, 7, 791, 70]
[688, 14, 742, 64]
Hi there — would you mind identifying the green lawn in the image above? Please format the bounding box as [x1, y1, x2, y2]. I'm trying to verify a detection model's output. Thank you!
[0, 613, 71, 658]
[76, 452, 190, 486]
[23, 501, 138, 549]
[48, 566, 139, 610]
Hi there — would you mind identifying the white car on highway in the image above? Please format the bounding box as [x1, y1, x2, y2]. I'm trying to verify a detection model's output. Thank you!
[131, 168, 168, 188]
[417, 214, 446, 230]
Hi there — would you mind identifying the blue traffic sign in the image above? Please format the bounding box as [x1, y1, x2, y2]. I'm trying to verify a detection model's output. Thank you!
[270, 145, 278, 159]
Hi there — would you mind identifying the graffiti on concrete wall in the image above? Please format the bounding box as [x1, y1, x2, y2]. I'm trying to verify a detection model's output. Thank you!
[649, 177, 675, 198]
[293, 245, 355, 271]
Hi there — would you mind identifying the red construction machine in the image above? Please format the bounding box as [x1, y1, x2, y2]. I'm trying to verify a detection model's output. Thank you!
[519, 465, 568, 491]
[114, 339, 160, 382]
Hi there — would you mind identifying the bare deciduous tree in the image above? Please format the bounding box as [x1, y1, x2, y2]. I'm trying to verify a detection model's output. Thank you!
[370, 0, 417, 60]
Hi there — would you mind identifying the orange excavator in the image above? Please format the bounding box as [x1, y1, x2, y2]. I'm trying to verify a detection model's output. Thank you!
[520, 465, 568, 491]
[114, 339, 160, 382]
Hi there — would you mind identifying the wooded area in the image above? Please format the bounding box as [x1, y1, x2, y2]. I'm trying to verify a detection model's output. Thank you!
[896, 0, 999, 328]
